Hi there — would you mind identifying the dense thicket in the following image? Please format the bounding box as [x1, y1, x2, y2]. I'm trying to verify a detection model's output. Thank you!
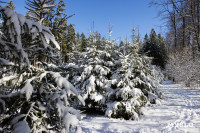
[152, 0, 200, 86]
[62, 26, 164, 120]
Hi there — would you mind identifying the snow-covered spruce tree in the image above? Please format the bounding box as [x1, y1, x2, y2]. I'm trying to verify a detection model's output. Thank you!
[25, 0, 63, 66]
[106, 41, 163, 120]
[59, 32, 88, 86]
[0, 7, 84, 133]
[71, 37, 116, 112]
[25, 0, 56, 25]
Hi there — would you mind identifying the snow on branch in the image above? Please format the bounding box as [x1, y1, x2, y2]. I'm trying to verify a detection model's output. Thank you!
[0, 58, 14, 66]
[0, 6, 60, 65]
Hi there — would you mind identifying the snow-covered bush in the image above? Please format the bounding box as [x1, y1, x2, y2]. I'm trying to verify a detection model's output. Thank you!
[150, 65, 164, 84]
[0, 7, 84, 132]
[166, 46, 200, 87]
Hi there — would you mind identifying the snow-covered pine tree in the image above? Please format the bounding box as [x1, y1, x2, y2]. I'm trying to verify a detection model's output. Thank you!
[131, 45, 163, 104]
[25, 0, 56, 25]
[59, 32, 88, 86]
[106, 41, 147, 120]
[0, 7, 84, 133]
[26, 0, 75, 64]
[71, 37, 116, 112]
[25, 0, 58, 68]
[106, 40, 163, 120]
[131, 27, 163, 103]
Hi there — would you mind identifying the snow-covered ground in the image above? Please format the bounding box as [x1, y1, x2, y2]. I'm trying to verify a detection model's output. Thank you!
[79, 81, 200, 133]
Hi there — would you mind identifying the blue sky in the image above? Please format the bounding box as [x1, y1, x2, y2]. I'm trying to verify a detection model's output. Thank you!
[11, 0, 165, 42]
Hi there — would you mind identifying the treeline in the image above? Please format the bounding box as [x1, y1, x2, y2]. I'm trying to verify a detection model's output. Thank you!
[65, 26, 168, 71]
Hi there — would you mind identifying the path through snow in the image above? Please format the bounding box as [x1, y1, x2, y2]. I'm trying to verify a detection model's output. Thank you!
[79, 81, 200, 133]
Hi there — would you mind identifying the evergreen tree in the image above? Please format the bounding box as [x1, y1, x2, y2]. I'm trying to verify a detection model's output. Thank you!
[106, 41, 162, 120]
[66, 24, 76, 53]
[25, 0, 58, 67]
[0, 7, 84, 132]
[102, 37, 107, 49]
[119, 40, 124, 47]
[73, 38, 115, 112]
[25, 0, 56, 25]
[106, 49, 147, 120]
[158, 33, 167, 69]
[144, 34, 150, 44]
[61, 36, 118, 113]
[76, 32, 82, 52]
[80, 32, 87, 52]
[51, 0, 68, 62]
[149, 30, 164, 69]
[6, 0, 15, 10]
[88, 28, 95, 49]
[42, 0, 75, 63]
[95, 31, 102, 50]
[150, 28, 157, 45]
[141, 34, 150, 54]
[132, 24, 137, 43]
